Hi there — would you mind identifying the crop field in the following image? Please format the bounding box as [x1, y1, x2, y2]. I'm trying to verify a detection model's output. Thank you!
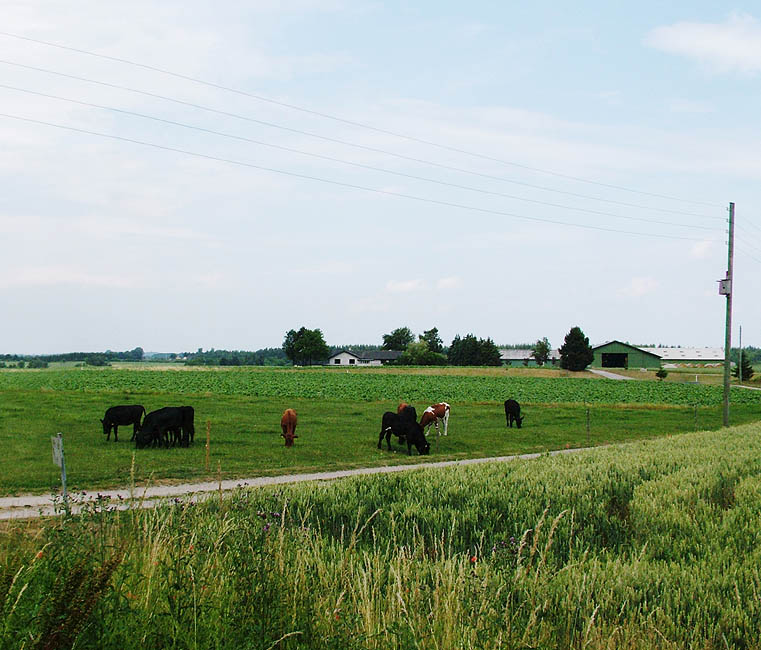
[2, 423, 761, 649]
[2, 366, 761, 405]
[2, 367, 761, 495]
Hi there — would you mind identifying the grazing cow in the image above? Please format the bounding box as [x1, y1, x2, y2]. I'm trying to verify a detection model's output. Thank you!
[378, 411, 430, 456]
[180, 406, 195, 446]
[420, 402, 450, 436]
[395, 405, 417, 444]
[135, 407, 194, 449]
[280, 408, 298, 447]
[504, 399, 524, 428]
[101, 405, 146, 442]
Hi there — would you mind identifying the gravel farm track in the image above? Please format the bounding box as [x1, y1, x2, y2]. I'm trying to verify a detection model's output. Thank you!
[0, 447, 585, 520]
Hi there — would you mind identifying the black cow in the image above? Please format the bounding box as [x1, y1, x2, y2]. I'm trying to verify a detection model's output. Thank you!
[396, 405, 418, 444]
[101, 405, 146, 442]
[179, 406, 195, 446]
[135, 406, 195, 449]
[378, 411, 430, 456]
[504, 399, 524, 428]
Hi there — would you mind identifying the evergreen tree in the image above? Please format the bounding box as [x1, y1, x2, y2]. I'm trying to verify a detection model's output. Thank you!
[732, 354, 755, 381]
[559, 326, 594, 371]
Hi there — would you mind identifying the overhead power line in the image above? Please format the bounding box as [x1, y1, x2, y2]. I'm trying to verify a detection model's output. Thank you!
[0, 59, 723, 222]
[0, 82, 719, 233]
[0, 111, 714, 242]
[0, 30, 723, 208]
[735, 243, 761, 265]
[735, 235, 761, 257]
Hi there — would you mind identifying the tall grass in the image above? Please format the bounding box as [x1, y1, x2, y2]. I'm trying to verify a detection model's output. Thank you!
[3, 423, 761, 648]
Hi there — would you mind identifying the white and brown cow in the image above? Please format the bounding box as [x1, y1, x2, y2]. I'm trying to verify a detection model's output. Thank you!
[420, 402, 450, 437]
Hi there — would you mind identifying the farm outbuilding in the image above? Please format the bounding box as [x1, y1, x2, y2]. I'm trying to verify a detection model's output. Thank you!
[499, 348, 560, 366]
[592, 341, 661, 369]
[591, 342, 725, 369]
[326, 350, 402, 366]
[639, 347, 724, 366]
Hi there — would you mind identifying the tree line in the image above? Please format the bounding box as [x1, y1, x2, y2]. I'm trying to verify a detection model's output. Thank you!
[278, 325, 596, 370]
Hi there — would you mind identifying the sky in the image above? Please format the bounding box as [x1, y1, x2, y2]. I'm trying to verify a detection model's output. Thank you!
[2, 1, 761, 354]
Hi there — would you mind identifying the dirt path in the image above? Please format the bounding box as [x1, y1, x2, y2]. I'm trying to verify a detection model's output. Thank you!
[0, 447, 587, 520]
[587, 368, 633, 380]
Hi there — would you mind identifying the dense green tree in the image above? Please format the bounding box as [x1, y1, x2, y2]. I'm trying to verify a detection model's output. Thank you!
[27, 358, 49, 369]
[283, 327, 330, 365]
[559, 326, 594, 371]
[382, 327, 414, 351]
[448, 334, 502, 366]
[419, 327, 444, 354]
[655, 367, 668, 381]
[531, 337, 551, 366]
[398, 340, 448, 366]
[733, 354, 755, 382]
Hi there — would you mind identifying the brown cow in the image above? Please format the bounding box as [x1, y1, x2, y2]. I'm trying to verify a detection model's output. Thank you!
[280, 408, 298, 447]
[420, 402, 450, 437]
[397, 402, 409, 413]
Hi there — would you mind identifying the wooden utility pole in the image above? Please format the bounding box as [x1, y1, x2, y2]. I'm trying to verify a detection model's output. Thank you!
[721, 202, 735, 427]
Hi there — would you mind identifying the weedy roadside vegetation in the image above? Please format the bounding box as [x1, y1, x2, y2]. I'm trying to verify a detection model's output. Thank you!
[3, 424, 761, 649]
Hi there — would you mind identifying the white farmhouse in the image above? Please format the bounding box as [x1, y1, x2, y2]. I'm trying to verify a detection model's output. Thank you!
[326, 349, 402, 366]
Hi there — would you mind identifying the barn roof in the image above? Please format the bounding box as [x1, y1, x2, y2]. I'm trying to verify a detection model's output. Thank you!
[592, 341, 662, 359]
[327, 349, 403, 361]
[640, 347, 724, 361]
[499, 348, 560, 361]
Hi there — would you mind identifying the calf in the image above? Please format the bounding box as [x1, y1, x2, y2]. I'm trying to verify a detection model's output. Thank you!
[504, 399, 524, 428]
[101, 405, 145, 442]
[281, 408, 298, 447]
[378, 411, 430, 456]
[420, 402, 450, 436]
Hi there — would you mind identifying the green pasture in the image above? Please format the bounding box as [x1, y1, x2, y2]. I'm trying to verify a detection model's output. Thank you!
[2, 366, 761, 495]
[3, 423, 761, 649]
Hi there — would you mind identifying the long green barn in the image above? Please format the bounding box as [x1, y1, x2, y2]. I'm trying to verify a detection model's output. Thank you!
[592, 341, 662, 369]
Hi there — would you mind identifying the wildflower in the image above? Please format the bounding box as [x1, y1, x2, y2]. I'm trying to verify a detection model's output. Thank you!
[188, 544, 194, 552]
[263, 524, 270, 532]
[126, 591, 136, 600]
[35, 550, 43, 560]
[470, 556, 477, 564]
[271, 512, 281, 518]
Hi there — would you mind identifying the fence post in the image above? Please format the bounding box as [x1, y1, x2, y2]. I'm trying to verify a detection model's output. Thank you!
[51, 432, 69, 514]
[205, 419, 211, 472]
[218, 461, 223, 510]
[586, 406, 590, 446]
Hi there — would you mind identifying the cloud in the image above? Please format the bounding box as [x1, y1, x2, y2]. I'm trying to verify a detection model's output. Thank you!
[597, 90, 622, 106]
[668, 98, 714, 114]
[0, 265, 147, 289]
[385, 279, 427, 293]
[620, 276, 659, 297]
[645, 13, 761, 74]
[436, 276, 463, 290]
[690, 240, 715, 259]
